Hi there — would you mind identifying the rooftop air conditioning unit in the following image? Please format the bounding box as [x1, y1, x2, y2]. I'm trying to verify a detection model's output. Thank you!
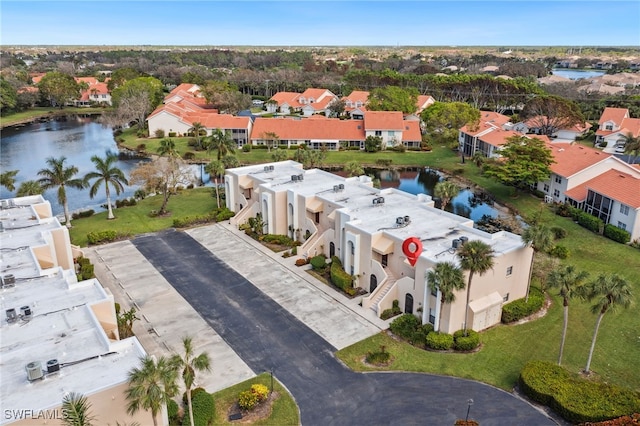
[6, 308, 18, 324]
[291, 175, 298, 182]
[333, 185, 339, 192]
[20, 306, 32, 319]
[0, 200, 7, 209]
[338, 184, 344, 190]
[297, 174, 304, 181]
[269, 165, 274, 171]
[46, 359, 60, 374]
[452, 239, 462, 249]
[396, 217, 405, 225]
[25, 361, 44, 381]
[264, 166, 270, 172]
[404, 215, 410, 224]
[459, 236, 469, 245]
[3, 274, 15, 287]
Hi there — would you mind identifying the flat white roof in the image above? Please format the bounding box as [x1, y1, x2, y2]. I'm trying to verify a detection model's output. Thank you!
[0, 196, 145, 423]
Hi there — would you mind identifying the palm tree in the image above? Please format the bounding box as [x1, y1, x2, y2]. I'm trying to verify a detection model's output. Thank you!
[434, 180, 460, 211]
[84, 151, 129, 220]
[622, 132, 640, 163]
[457, 240, 495, 335]
[188, 122, 206, 150]
[0, 170, 18, 191]
[126, 355, 178, 426]
[344, 160, 364, 177]
[61, 392, 96, 426]
[547, 265, 589, 365]
[205, 160, 225, 208]
[426, 261, 465, 332]
[521, 224, 554, 302]
[157, 138, 179, 159]
[16, 180, 44, 197]
[208, 128, 235, 160]
[37, 156, 86, 228]
[170, 336, 211, 426]
[583, 273, 633, 374]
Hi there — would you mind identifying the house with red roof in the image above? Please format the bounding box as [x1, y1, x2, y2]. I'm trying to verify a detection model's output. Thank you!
[513, 116, 592, 142]
[458, 111, 514, 157]
[74, 77, 111, 106]
[266, 88, 338, 116]
[343, 90, 369, 119]
[595, 107, 640, 150]
[146, 84, 252, 146]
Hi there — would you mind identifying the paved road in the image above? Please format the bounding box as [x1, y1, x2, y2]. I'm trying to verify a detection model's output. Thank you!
[133, 229, 555, 426]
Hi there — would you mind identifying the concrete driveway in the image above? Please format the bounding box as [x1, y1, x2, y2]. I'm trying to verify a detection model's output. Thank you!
[132, 227, 555, 426]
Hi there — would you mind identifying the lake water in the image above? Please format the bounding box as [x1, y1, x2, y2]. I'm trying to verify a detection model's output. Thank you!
[0, 117, 147, 215]
[550, 69, 606, 80]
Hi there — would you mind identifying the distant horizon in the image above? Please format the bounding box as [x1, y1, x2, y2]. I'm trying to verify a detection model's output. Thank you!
[2, 1, 639, 47]
[3, 44, 639, 48]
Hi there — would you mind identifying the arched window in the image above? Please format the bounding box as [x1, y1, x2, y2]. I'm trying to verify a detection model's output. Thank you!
[329, 242, 335, 258]
[405, 294, 414, 314]
[370, 274, 378, 293]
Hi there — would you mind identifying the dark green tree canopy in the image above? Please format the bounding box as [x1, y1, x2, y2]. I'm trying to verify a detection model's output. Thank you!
[484, 136, 554, 189]
[37, 71, 81, 108]
[421, 101, 480, 141]
[367, 85, 419, 114]
[111, 76, 164, 110]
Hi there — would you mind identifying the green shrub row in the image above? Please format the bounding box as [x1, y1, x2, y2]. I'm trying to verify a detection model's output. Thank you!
[182, 389, 215, 426]
[167, 399, 179, 426]
[577, 211, 604, 233]
[115, 198, 137, 208]
[549, 244, 570, 259]
[330, 256, 356, 295]
[380, 299, 402, 320]
[603, 224, 631, 244]
[389, 314, 422, 340]
[551, 226, 567, 240]
[72, 209, 95, 219]
[75, 256, 95, 281]
[426, 332, 454, 350]
[519, 361, 640, 423]
[310, 254, 327, 270]
[87, 230, 126, 245]
[453, 329, 480, 351]
[172, 207, 235, 228]
[262, 234, 299, 247]
[501, 287, 545, 323]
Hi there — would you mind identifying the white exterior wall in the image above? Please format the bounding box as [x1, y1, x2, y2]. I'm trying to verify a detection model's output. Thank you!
[365, 130, 402, 147]
[608, 202, 640, 241]
[147, 111, 191, 136]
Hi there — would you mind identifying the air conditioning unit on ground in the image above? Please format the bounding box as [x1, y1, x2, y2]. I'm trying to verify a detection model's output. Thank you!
[46, 359, 60, 374]
[6, 308, 18, 323]
[25, 361, 44, 381]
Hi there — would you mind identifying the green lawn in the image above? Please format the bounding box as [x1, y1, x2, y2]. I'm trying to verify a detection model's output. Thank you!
[210, 373, 299, 425]
[0, 107, 106, 127]
[69, 187, 217, 247]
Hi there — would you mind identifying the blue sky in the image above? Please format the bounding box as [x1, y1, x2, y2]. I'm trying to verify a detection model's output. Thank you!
[1, 1, 639, 46]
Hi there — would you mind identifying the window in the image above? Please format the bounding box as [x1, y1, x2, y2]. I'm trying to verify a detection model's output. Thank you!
[431, 286, 437, 297]
[543, 184, 549, 192]
[617, 221, 627, 230]
[428, 309, 435, 325]
[349, 241, 355, 255]
[503, 293, 510, 302]
[506, 266, 513, 276]
[375, 130, 382, 137]
[555, 176, 562, 184]
[605, 124, 613, 130]
[388, 130, 395, 137]
[553, 189, 560, 198]
[620, 204, 630, 215]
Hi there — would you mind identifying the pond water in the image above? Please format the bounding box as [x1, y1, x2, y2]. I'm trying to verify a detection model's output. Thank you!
[345, 168, 500, 222]
[0, 117, 149, 215]
[550, 69, 606, 80]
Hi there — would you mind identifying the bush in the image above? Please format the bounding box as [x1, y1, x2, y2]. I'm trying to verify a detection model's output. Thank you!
[555, 203, 581, 219]
[242, 144, 252, 152]
[425, 331, 454, 350]
[380, 300, 402, 320]
[167, 399, 180, 426]
[330, 256, 356, 295]
[155, 129, 165, 138]
[115, 198, 137, 208]
[183, 389, 215, 426]
[136, 129, 148, 138]
[391, 144, 407, 152]
[136, 143, 147, 153]
[295, 258, 308, 267]
[577, 211, 604, 233]
[603, 224, 631, 244]
[410, 326, 431, 348]
[237, 384, 268, 411]
[501, 287, 545, 323]
[72, 209, 95, 219]
[172, 207, 235, 228]
[183, 387, 206, 405]
[453, 329, 480, 351]
[262, 234, 296, 247]
[87, 230, 122, 245]
[549, 244, 570, 259]
[251, 384, 269, 402]
[183, 151, 195, 160]
[168, 132, 177, 137]
[551, 226, 567, 240]
[375, 159, 392, 167]
[519, 361, 640, 423]
[531, 189, 546, 199]
[310, 254, 327, 270]
[389, 313, 421, 340]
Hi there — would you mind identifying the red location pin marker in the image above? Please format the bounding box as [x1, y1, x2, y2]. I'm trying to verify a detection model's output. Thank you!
[402, 237, 423, 266]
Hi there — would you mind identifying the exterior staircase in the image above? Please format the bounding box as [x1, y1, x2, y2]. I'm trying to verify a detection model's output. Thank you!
[370, 268, 398, 315]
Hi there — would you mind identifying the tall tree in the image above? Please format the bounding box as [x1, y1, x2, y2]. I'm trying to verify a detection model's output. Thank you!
[205, 159, 225, 208]
[208, 128, 236, 160]
[16, 180, 44, 197]
[367, 85, 419, 114]
[260, 131, 280, 153]
[126, 355, 178, 426]
[1, 170, 18, 192]
[421, 101, 481, 143]
[434, 180, 460, 211]
[107, 67, 141, 91]
[457, 240, 495, 334]
[520, 95, 585, 136]
[583, 273, 633, 374]
[0, 76, 18, 113]
[84, 151, 129, 220]
[170, 336, 211, 426]
[111, 76, 164, 129]
[344, 160, 364, 177]
[157, 138, 180, 159]
[547, 265, 589, 365]
[427, 261, 465, 332]
[129, 158, 193, 216]
[37, 157, 86, 227]
[484, 136, 554, 191]
[327, 98, 346, 118]
[521, 223, 554, 302]
[622, 132, 640, 163]
[61, 392, 96, 426]
[188, 122, 206, 150]
[37, 71, 81, 108]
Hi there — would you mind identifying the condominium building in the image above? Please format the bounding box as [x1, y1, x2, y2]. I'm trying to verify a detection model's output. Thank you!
[225, 161, 533, 334]
[0, 196, 151, 425]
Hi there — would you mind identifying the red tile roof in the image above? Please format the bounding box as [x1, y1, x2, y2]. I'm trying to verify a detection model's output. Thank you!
[403, 120, 422, 142]
[565, 169, 640, 208]
[364, 111, 404, 130]
[251, 117, 365, 141]
[460, 111, 510, 136]
[547, 143, 610, 178]
[618, 118, 640, 137]
[598, 107, 629, 126]
[478, 129, 521, 147]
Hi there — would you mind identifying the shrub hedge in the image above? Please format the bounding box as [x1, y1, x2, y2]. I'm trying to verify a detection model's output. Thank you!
[262, 234, 297, 247]
[577, 212, 603, 233]
[410, 323, 434, 348]
[172, 207, 235, 228]
[501, 287, 545, 323]
[330, 256, 356, 295]
[310, 255, 327, 270]
[453, 329, 480, 351]
[182, 389, 215, 426]
[425, 331, 454, 350]
[603, 224, 631, 244]
[167, 399, 180, 426]
[549, 244, 570, 259]
[519, 361, 640, 423]
[72, 209, 95, 219]
[551, 226, 567, 240]
[87, 230, 125, 245]
[389, 313, 421, 340]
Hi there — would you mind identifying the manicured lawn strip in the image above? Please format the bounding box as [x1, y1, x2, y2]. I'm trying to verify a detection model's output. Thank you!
[210, 373, 299, 426]
[0, 107, 106, 127]
[68, 187, 217, 247]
